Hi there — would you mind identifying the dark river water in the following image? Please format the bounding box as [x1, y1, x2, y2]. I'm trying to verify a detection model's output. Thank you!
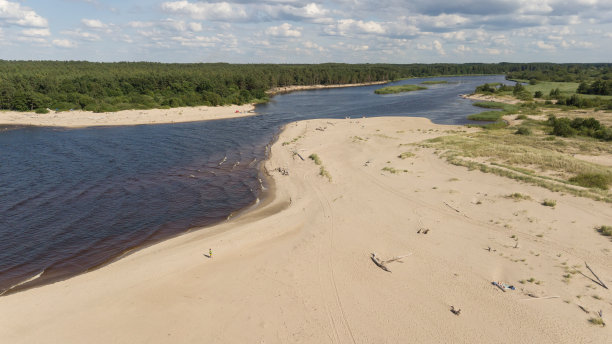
[0, 75, 507, 294]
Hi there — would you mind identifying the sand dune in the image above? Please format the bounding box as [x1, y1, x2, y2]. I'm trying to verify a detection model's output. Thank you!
[1, 117, 611, 343]
[0, 104, 255, 128]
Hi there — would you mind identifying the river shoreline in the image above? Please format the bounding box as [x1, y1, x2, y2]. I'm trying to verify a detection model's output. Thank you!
[1, 116, 610, 343]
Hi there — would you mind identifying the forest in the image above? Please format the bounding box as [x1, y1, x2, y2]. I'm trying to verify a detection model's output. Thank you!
[1, 61, 611, 113]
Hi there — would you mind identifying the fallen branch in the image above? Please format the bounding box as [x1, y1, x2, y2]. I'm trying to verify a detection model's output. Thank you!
[370, 253, 412, 272]
[585, 262, 608, 289]
[519, 296, 560, 301]
[444, 202, 460, 213]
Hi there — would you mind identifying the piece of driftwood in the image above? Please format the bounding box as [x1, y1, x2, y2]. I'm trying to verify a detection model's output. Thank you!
[450, 306, 461, 315]
[519, 296, 560, 301]
[578, 305, 589, 313]
[370, 253, 412, 273]
[585, 262, 608, 289]
[444, 202, 460, 213]
[294, 152, 305, 161]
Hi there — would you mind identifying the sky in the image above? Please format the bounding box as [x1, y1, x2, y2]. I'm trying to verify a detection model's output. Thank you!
[1, 0, 612, 63]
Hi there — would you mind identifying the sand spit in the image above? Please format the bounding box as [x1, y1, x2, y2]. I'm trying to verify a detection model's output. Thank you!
[1, 117, 611, 343]
[267, 81, 389, 95]
[0, 104, 255, 128]
[461, 93, 521, 104]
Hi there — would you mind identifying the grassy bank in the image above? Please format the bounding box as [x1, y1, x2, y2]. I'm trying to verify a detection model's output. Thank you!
[375, 84, 427, 94]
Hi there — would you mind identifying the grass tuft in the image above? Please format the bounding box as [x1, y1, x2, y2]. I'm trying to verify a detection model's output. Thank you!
[398, 151, 415, 159]
[595, 225, 612, 237]
[569, 173, 612, 190]
[375, 84, 427, 94]
[541, 199, 557, 207]
[308, 153, 322, 165]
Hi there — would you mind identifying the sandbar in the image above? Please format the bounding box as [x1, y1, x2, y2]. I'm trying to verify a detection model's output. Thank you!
[0, 104, 255, 128]
[0, 117, 611, 343]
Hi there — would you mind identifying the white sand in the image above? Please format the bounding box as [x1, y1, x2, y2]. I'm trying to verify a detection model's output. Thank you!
[1, 117, 611, 343]
[267, 81, 388, 95]
[0, 104, 255, 128]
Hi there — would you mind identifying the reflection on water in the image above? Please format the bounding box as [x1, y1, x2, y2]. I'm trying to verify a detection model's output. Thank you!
[0, 75, 507, 294]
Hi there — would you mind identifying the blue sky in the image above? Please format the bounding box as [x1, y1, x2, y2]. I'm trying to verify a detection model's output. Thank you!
[1, 0, 612, 63]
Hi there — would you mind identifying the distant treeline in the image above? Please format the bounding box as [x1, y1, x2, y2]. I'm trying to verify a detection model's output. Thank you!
[577, 80, 612, 95]
[506, 63, 612, 82]
[1, 61, 611, 112]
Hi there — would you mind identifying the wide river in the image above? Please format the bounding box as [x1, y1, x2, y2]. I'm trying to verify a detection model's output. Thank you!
[0, 75, 507, 294]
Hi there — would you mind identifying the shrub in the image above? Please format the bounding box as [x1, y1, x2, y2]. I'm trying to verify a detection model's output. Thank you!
[534, 91, 543, 98]
[308, 154, 322, 165]
[34, 108, 49, 114]
[595, 225, 612, 237]
[541, 199, 556, 207]
[569, 173, 612, 190]
[515, 127, 532, 135]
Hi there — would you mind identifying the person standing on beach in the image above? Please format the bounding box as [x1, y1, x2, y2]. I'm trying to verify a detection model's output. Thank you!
[209, 248, 212, 258]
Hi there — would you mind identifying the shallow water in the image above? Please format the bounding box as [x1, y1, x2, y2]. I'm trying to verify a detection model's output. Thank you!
[0, 75, 507, 294]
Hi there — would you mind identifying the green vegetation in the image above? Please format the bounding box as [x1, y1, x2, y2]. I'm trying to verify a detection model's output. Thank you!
[421, 120, 612, 202]
[375, 84, 427, 94]
[467, 102, 519, 122]
[515, 126, 532, 135]
[398, 151, 415, 159]
[547, 115, 612, 141]
[382, 166, 407, 174]
[595, 225, 612, 237]
[506, 193, 532, 201]
[308, 153, 322, 165]
[541, 199, 557, 207]
[2, 61, 547, 113]
[569, 173, 612, 190]
[282, 135, 303, 146]
[319, 166, 332, 181]
[588, 317, 605, 326]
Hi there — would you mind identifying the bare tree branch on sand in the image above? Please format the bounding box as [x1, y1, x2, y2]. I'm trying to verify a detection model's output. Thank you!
[370, 253, 412, 272]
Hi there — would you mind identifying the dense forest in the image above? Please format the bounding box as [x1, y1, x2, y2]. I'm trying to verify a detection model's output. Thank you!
[505, 63, 612, 82]
[1, 61, 611, 112]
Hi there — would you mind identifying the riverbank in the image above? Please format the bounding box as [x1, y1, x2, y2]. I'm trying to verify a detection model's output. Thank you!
[1, 116, 610, 343]
[266, 81, 388, 95]
[0, 104, 255, 128]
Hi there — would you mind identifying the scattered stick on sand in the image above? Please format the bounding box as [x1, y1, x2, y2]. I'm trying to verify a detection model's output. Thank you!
[370, 253, 412, 272]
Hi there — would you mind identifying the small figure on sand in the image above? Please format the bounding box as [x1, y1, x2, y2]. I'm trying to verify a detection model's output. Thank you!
[209, 248, 212, 259]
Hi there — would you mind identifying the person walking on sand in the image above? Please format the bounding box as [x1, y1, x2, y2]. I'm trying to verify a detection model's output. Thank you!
[209, 248, 212, 259]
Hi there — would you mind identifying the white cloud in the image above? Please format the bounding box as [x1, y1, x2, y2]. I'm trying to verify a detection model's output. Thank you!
[62, 29, 102, 41]
[0, 0, 48, 27]
[172, 35, 221, 47]
[454, 44, 472, 53]
[21, 28, 50, 37]
[303, 40, 325, 52]
[486, 48, 501, 55]
[433, 40, 445, 55]
[188, 22, 202, 32]
[325, 19, 386, 36]
[161, 1, 248, 21]
[265, 23, 301, 37]
[82, 18, 106, 29]
[536, 40, 556, 50]
[52, 39, 77, 48]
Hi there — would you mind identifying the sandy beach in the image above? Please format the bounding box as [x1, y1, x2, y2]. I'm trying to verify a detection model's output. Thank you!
[0, 104, 255, 128]
[1, 116, 611, 343]
[267, 81, 388, 95]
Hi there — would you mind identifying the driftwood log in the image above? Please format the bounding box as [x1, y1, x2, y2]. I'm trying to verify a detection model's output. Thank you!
[370, 253, 412, 272]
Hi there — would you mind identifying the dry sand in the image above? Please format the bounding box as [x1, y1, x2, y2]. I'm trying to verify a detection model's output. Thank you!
[0, 104, 255, 128]
[267, 81, 388, 95]
[1, 117, 611, 343]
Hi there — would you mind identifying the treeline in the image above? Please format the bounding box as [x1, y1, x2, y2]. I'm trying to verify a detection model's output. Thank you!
[0, 61, 611, 113]
[547, 115, 612, 141]
[505, 63, 612, 82]
[577, 80, 612, 95]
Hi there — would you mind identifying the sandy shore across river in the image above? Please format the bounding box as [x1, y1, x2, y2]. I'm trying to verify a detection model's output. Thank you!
[1, 117, 611, 343]
[0, 104, 255, 128]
